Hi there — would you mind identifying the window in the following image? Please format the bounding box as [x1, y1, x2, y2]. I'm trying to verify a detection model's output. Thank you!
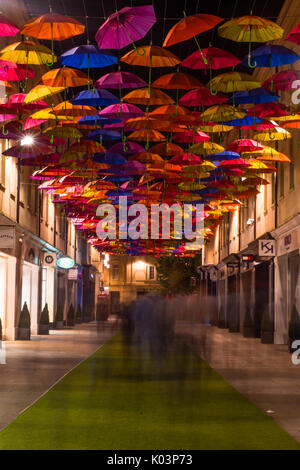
[112, 265, 119, 280]
[149, 266, 155, 280]
[41, 268, 47, 309]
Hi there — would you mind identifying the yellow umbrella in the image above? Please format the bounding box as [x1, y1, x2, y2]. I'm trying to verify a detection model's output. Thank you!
[30, 108, 73, 121]
[253, 127, 291, 142]
[24, 85, 65, 104]
[0, 41, 56, 65]
[178, 182, 206, 190]
[198, 123, 233, 133]
[189, 142, 224, 155]
[208, 71, 261, 96]
[43, 126, 83, 139]
[200, 104, 246, 122]
[218, 16, 284, 67]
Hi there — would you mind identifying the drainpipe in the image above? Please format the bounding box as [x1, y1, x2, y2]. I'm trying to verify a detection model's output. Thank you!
[227, 213, 230, 257]
[38, 191, 42, 238]
[254, 195, 257, 240]
[16, 160, 21, 223]
[238, 206, 241, 252]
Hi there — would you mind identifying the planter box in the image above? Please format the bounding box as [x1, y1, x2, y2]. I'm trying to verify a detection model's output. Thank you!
[243, 326, 255, 338]
[54, 320, 64, 330]
[17, 327, 30, 340]
[261, 331, 274, 344]
[38, 324, 49, 335]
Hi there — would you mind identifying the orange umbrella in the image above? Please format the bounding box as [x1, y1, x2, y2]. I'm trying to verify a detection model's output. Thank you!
[40, 67, 91, 88]
[21, 13, 85, 66]
[129, 152, 163, 163]
[163, 13, 223, 64]
[256, 152, 291, 163]
[121, 45, 180, 93]
[128, 130, 166, 142]
[149, 105, 188, 120]
[69, 140, 105, 154]
[126, 116, 168, 130]
[152, 72, 203, 90]
[123, 88, 174, 106]
[53, 102, 97, 117]
[149, 142, 184, 156]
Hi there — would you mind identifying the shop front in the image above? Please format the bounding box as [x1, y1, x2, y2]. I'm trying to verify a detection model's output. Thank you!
[272, 214, 300, 344]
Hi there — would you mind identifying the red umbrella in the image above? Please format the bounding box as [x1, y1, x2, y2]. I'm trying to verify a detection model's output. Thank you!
[169, 153, 202, 165]
[226, 139, 264, 153]
[247, 102, 288, 118]
[285, 23, 300, 45]
[181, 47, 240, 70]
[262, 70, 300, 91]
[218, 158, 251, 169]
[173, 130, 210, 143]
[0, 61, 35, 82]
[179, 88, 228, 107]
[0, 15, 19, 36]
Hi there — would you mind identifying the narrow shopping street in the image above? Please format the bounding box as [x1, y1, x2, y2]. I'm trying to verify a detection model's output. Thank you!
[0, 320, 299, 450]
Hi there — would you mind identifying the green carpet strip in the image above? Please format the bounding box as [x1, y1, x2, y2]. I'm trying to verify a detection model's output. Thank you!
[0, 333, 299, 450]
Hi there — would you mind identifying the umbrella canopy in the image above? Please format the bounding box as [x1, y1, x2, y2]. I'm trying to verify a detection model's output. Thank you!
[95, 71, 147, 90]
[127, 130, 166, 142]
[0, 15, 19, 36]
[52, 102, 97, 117]
[242, 45, 300, 67]
[70, 89, 119, 106]
[173, 130, 210, 143]
[226, 139, 264, 153]
[200, 104, 246, 122]
[121, 45, 180, 67]
[247, 102, 288, 118]
[253, 127, 291, 141]
[179, 88, 228, 107]
[285, 23, 300, 45]
[108, 142, 145, 155]
[95, 5, 156, 50]
[43, 126, 83, 139]
[21, 13, 85, 40]
[0, 61, 35, 81]
[169, 153, 202, 165]
[99, 103, 144, 119]
[262, 70, 300, 91]
[123, 88, 174, 106]
[181, 47, 240, 70]
[149, 142, 184, 156]
[208, 72, 261, 94]
[152, 72, 203, 89]
[228, 87, 278, 105]
[0, 41, 56, 65]
[60, 45, 117, 68]
[218, 15, 284, 67]
[24, 84, 65, 104]
[40, 67, 91, 87]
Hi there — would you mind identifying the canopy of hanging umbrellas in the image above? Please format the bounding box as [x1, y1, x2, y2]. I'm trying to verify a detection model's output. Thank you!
[0, 4, 299, 256]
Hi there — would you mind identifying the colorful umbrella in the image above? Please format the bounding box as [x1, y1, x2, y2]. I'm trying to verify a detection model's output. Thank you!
[21, 13, 85, 66]
[0, 61, 35, 82]
[0, 15, 19, 36]
[149, 142, 184, 156]
[173, 130, 210, 143]
[41, 67, 91, 88]
[163, 13, 223, 64]
[70, 88, 119, 106]
[228, 87, 278, 105]
[95, 71, 147, 90]
[181, 47, 240, 70]
[152, 72, 203, 90]
[60, 45, 117, 69]
[99, 103, 144, 119]
[0, 41, 56, 66]
[218, 15, 284, 68]
[24, 84, 66, 104]
[200, 104, 246, 122]
[123, 88, 174, 106]
[95, 5, 156, 53]
[179, 87, 228, 107]
[226, 139, 264, 153]
[285, 23, 300, 45]
[208, 72, 261, 97]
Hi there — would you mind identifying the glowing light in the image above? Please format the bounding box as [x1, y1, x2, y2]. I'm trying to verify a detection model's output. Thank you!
[20, 135, 34, 146]
[56, 256, 75, 269]
[104, 253, 110, 269]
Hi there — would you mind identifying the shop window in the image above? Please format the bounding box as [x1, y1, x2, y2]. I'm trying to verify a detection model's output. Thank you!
[112, 264, 119, 280]
[149, 266, 155, 280]
[41, 267, 47, 309]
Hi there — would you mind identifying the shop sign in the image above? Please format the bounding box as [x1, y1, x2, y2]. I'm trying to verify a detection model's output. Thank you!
[67, 268, 78, 280]
[0, 226, 15, 248]
[258, 239, 275, 257]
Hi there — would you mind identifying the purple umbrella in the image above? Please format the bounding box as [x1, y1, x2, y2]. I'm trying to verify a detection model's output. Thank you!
[95, 5, 156, 53]
[116, 160, 145, 175]
[95, 71, 147, 89]
[3, 144, 54, 159]
[103, 121, 137, 133]
[108, 141, 145, 155]
[99, 103, 144, 119]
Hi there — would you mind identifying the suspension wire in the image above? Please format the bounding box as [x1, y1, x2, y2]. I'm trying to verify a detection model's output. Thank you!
[82, 0, 90, 44]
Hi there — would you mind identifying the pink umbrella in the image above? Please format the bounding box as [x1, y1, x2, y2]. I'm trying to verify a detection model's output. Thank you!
[181, 48, 240, 70]
[103, 121, 136, 132]
[218, 158, 251, 169]
[99, 103, 144, 119]
[108, 142, 145, 155]
[247, 102, 288, 118]
[263, 70, 300, 91]
[179, 88, 228, 107]
[169, 153, 202, 165]
[95, 71, 147, 89]
[173, 130, 210, 143]
[226, 139, 264, 153]
[0, 61, 34, 82]
[23, 117, 46, 130]
[95, 5, 156, 51]
[285, 23, 300, 45]
[5, 93, 48, 111]
[0, 15, 19, 36]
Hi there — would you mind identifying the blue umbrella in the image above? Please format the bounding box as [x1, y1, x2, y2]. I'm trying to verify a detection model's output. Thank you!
[60, 45, 118, 68]
[70, 89, 119, 107]
[243, 45, 300, 92]
[60, 45, 118, 91]
[223, 115, 262, 127]
[78, 115, 121, 126]
[205, 151, 240, 161]
[88, 129, 121, 142]
[228, 88, 279, 105]
[93, 152, 127, 165]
